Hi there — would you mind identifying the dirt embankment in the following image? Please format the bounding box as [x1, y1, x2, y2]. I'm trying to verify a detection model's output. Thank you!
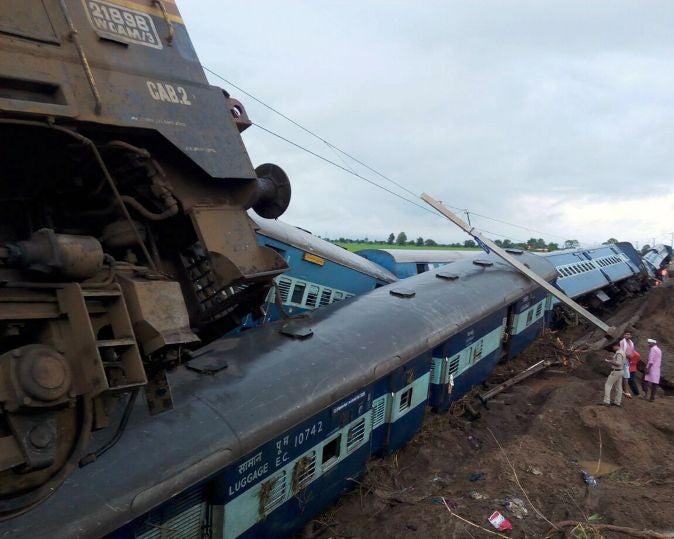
[308, 285, 674, 538]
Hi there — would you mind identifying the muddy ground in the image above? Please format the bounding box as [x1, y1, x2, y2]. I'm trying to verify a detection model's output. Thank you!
[307, 284, 674, 538]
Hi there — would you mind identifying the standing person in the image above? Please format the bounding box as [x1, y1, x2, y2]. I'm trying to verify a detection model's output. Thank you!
[628, 349, 641, 396]
[620, 331, 635, 398]
[603, 343, 626, 407]
[643, 339, 661, 401]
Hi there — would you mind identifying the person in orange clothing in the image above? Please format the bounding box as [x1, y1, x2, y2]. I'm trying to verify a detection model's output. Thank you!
[627, 348, 640, 396]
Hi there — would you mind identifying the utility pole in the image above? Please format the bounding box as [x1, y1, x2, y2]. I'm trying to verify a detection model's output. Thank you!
[464, 210, 471, 226]
[421, 193, 617, 336]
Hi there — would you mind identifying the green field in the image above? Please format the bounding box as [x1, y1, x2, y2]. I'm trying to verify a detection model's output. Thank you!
[334, 242, 482, 252]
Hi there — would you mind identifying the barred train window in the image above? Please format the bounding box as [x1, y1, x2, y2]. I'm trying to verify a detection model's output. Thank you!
[291, 282, 306, 304]
[399, 388, 413, 412]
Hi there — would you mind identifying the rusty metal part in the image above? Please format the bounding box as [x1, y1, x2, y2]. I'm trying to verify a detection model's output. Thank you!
[0, 345, 72, 412]
[57, 0, 102, 114]
[116, 273, 198, 355]
[227, 96, 252, 132]
[152, 0, 175, 45]
[15, 345, 72, 403]
[144, 369, 174, 415]
[253, 163, 292, 219]
[0, 120, 156, 271]
[0, 396, 93, 521]
[100, 221, 147, 250]
[6, 229, 104, 281]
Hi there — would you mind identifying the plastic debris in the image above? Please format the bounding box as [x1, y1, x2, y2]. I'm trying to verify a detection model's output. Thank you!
[468, 490, 486, 500]
[527, 466, 542, 476]
[469, 471, 486, 482]
[581, 470, 597, 487]
[488, 511, 513, 531]
[503, 495, 528, 519]
[467, 435, 482, 450]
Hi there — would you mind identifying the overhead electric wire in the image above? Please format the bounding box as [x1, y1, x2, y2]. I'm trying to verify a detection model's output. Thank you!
[204, 66, 564, 242]
[252, 122, 526, 243]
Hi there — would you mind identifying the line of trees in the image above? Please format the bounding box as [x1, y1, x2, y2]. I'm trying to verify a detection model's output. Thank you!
[326, 232, 622, 252]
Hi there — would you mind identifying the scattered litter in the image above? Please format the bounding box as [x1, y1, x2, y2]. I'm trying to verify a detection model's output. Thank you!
[467, 435, 482, 450]
[469, 471, 486, 482]
[468, 490, 486, 500]
[527, 466, 542, 476]
[502, 495, 528, 519]
[581, 470, 597, 487]
[488, 511, 513, 531]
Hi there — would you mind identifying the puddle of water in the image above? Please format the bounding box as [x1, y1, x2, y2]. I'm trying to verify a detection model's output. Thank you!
[578, 460, 620, 476]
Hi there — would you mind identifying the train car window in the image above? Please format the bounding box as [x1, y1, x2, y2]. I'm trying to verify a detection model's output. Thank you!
[322, 435, 341, 470]
[472, 341, 484, 362]
[278, 278, 292, 302]
[526, 310, 534, 325]
[346, 418, 366, 453]
[448, 355, 460, 376]
[260, 471, 287, 515]
[332, 292, 344, 303]
[319, 289, 332, 306]
[416, 263, 427, 274]
[305, 285, 319, 308]
[399, 388, 413, 412]
[293, 452, 316, 492]
[291, 282, 306, 304]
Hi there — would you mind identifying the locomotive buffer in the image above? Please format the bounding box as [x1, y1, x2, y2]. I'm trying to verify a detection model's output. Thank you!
[421, 193, 618, 338]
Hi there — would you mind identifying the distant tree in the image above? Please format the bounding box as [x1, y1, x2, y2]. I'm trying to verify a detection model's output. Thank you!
[338, 237, 346, 243]
[603, 238, 619, 245]
[463, 239, 476, 248]
[535, 238, 546, 249]
[407, 240, 415, 246]
[502, 239, 513, 248]
[494, 239, 504, 247]
[547, 242, 559, 251]
[396, 232, 407, 245]
[564, 239, 580, 249]
[416, 236, 424, 246]
[526, 238, 537, 249]
[387, 233, 395, 245]
[641, 244, 651, 255]
[424, 239, 437, 246]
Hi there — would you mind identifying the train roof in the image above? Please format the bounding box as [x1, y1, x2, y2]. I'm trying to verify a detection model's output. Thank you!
[5, 252, 557, 538]
[250, 215, 397, 283]
[355, 248, 479, 264]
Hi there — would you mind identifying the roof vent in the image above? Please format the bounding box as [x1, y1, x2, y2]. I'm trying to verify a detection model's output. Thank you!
[473, 259, 494, 267]
[390, 288, 415, 298]
[505, 248, 523, 255]
[280, 323, 313, 339]
[436, 271, 459, 281]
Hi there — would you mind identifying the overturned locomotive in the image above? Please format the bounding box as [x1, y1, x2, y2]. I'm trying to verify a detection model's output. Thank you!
[0, 0, 292, 516]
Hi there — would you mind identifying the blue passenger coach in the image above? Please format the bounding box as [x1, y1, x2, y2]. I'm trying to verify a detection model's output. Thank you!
[541, 244, 641, 305]
[642, 244, 673, 278]
[9, 253, 556, 539]
[247, 216, 396, 326]
[355, 248, 477, 278]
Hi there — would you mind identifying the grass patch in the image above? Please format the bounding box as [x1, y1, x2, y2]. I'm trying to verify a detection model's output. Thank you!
[334, 242, 482, 252]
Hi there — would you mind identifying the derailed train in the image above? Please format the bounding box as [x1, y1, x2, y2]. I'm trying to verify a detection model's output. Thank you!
[0, 1, 668, 537]
[4, 252, 557, 538]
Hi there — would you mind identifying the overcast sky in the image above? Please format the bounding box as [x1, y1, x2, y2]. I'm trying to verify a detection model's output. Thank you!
[180, 1, 674, 248]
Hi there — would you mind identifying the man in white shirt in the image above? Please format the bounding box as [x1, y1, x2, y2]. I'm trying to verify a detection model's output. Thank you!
[619, 331, 635, 398]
